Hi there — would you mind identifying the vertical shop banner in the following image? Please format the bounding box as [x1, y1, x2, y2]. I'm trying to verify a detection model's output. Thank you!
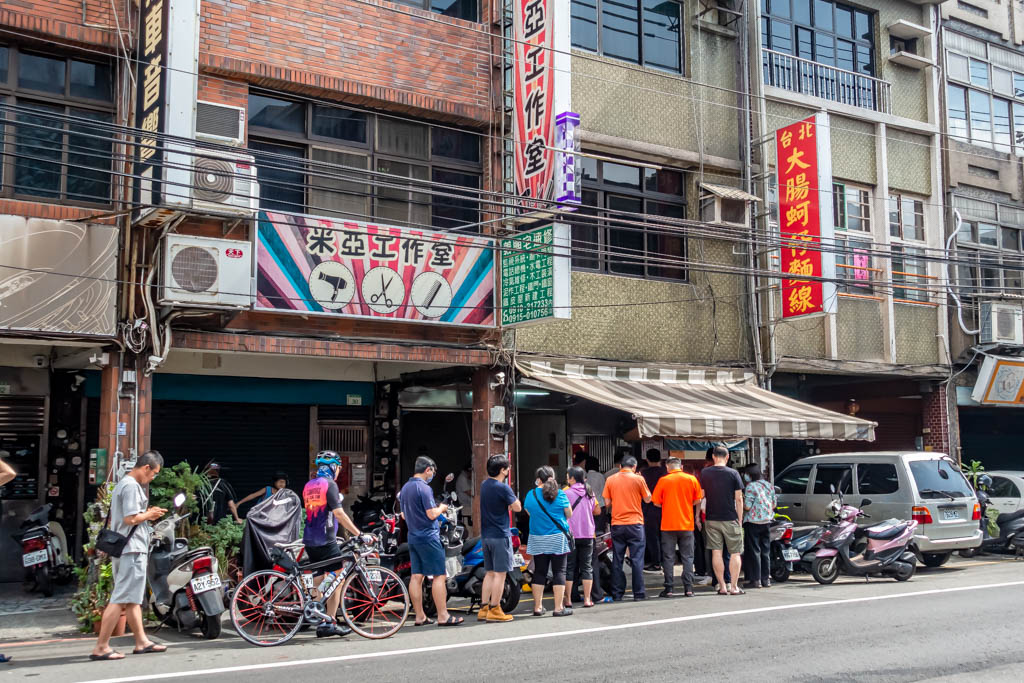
[514, 0, 573, 209]
[133, 0, 170, 207]
[775, 112, 835, 318]
[255, 211, 495, 327]
[499, 223, 571, 325]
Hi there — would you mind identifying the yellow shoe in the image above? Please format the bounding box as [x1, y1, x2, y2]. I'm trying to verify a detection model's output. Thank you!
[476, 605, 491, 621]
[486, 605, 514, 622]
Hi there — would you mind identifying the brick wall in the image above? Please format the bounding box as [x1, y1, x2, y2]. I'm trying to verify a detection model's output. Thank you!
[0, 2, 128, 50]
[199, 0, 493, 125]
[922, 384, 953, 457]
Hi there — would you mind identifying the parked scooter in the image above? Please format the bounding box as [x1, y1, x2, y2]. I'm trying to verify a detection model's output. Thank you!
[148, 493, 226, 639]
[790, 525, 827, 575]
[810, 486, 918, 584]
[769, 519, 796, 582]
[962, 476, 1024, 558]
[13, 503, 72, 597]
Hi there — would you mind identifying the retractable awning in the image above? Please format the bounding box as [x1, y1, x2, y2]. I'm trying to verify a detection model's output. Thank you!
[516, 359, 876, 441]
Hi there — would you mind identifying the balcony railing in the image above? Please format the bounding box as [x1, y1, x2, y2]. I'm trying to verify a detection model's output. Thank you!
[763, 49, 892, 115]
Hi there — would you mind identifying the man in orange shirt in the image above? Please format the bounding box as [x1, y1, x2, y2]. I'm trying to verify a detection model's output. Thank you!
[602, 455, 652, 601]
[652, 457, 703, 598]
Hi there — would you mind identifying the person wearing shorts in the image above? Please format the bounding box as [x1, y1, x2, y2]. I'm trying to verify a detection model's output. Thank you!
[91, 452, 168, 661]
[399, 456, 463, 627]
[477, 454, 521, 622]
[699, 447, 746, 596]
[302, 452, 362, 638]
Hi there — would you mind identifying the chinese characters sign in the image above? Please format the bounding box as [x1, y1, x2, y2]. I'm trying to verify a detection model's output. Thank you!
[514, 0, 572, 208]
[133, 0, 169, 206]
[255, 211, 495, 327]
[500, 224, 571, 325]
[775, 113, 834, 318]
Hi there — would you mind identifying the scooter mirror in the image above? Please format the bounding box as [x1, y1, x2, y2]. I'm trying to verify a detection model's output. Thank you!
[445, 473, 455, 483]
[173, 492, 186, 509]
[829, 484, 836, 494]
[860, 498, 872, 507]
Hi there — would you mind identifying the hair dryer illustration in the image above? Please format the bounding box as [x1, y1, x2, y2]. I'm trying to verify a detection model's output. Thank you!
[317, 271, 348, 302]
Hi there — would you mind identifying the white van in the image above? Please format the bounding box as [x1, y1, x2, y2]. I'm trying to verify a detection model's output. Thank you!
[776, 452, 982, 567]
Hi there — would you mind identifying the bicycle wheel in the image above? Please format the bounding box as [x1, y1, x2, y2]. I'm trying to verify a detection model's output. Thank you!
[231, 570, 306, 647]
[339, 565, 410, 639]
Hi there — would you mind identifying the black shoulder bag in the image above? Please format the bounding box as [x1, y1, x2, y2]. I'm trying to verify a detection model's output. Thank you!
[532, 489, 575, 552]
[95, 508, 140, 558]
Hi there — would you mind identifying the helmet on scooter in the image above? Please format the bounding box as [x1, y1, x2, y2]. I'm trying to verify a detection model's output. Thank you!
[977, 474, 992, 491]
[825, 498, 842, 519]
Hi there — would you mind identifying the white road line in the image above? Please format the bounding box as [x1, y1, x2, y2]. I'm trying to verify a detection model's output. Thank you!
[80, 579, 1024, 683]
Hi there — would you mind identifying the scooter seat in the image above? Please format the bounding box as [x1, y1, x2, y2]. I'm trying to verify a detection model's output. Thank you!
[997, 509, 1024, 524]
[865, 523, 905, 540]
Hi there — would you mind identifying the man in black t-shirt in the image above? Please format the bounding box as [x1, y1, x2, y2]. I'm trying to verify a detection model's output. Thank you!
[698, 446, 745, 595]
[205, 464, 240, 524]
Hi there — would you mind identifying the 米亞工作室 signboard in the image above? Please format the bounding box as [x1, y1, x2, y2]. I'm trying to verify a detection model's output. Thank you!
[255, 211, 495, 327]
[500, 224, 570, 325]
[775, 113, 835, 318]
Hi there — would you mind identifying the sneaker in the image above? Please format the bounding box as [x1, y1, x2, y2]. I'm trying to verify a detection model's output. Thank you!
[695, 576, 713, 586]
[633, 595, 647, 601]
[476, 605, 491, 621]
[316, 623, 351, 638]
[658, 589, 675, 598]
[486, 605, 514, 622]
[761, 579, 772, 588]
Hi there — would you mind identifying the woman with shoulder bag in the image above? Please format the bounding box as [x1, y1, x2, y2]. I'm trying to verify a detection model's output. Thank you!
[564, 466, 600, 610]
[524, 466, 573, 617]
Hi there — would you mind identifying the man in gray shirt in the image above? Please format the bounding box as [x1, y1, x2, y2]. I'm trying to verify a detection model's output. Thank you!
[91, 451, 168, 661]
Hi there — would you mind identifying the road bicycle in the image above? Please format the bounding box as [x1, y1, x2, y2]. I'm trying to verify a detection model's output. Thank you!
[230, 536, 410, 645]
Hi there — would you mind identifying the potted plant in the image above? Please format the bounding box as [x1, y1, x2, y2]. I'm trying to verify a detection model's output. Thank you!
[69, 484, 126, 634]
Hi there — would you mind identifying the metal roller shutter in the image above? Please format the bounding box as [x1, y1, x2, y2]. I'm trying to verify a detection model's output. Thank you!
[150, 401, 311, 505]
[0, 397, 46, 432]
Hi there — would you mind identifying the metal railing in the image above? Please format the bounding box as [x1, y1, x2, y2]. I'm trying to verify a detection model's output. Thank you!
[762, 49, 892, 115]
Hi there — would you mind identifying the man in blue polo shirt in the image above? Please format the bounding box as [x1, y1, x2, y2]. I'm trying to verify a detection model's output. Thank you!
[399, 456, 464, 627]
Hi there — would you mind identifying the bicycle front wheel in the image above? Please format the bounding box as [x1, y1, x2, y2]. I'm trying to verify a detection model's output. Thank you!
[231, 570, 306, 647]
[339, 566, 410, 639]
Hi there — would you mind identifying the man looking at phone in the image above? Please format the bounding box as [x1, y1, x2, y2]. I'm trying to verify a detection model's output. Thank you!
[91, 451, 168, 661]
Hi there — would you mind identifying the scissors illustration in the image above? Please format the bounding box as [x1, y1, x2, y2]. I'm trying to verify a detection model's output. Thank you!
[370, 272, 395, 307]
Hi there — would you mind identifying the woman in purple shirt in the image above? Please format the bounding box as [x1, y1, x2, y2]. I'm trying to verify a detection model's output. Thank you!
[564, 466, 602, 609]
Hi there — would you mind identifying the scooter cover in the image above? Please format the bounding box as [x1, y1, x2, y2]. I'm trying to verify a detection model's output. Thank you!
[241, 489, 303, 575]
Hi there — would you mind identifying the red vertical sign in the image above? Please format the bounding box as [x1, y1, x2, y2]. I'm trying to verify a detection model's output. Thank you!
[776, 116, 823, 318]
[514, 0, 556, 206]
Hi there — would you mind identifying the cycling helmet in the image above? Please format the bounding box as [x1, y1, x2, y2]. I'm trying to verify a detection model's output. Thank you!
[315, 451, 343, 475]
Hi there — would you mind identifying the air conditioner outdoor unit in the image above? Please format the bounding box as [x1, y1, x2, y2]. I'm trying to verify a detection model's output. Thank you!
[701, 196, 749, 227]
[191, 147, 259, 218]
[160, 234, 252, 308]
[195, 101, 245, 146]
[980, 302, 1024, 346]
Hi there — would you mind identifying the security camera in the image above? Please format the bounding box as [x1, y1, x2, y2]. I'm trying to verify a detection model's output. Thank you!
[32, 355, 48, 368]
[89, 352, 110, 367]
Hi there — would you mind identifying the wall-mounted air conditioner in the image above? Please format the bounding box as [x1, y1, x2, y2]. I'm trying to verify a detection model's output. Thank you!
[160, 234, 252, 308]
[191, 147, 259, 218]
[980, 301, 1024, 346]
[195, 101, 245, 146]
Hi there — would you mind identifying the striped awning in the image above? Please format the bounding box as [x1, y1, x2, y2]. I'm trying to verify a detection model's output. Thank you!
[516, 359, 876, 441]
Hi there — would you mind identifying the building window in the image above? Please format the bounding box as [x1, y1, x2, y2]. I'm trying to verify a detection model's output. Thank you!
[569, 156, 687, 281]
[393, 0, 478, 22]
[954, 197, 1024, 301]
[762, 0, 880, 110]
[946, 31, 1024, 155]
[247, 92, 483, 231]
[834, 235, 873, 294]
[832, 182, 871, 232]
[0, 46, 115, 205]
[571, 0, 682, 73]
[887, 194, 925, 242]
[891, 245, 929, 302]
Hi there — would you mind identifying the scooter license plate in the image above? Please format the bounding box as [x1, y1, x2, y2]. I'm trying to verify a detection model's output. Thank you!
[782, 548, 800, 562]
[190, 574, 222, 593]
[22, 550, 47, 567]
[365, 569, 382, 583]
[513, 553, 525, 567]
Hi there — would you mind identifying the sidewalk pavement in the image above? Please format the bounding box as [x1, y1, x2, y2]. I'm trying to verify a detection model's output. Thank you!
[0, 582, 83, 643]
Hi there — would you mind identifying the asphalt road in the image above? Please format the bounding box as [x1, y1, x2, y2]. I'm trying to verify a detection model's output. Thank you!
[3, 555, 1023, 682]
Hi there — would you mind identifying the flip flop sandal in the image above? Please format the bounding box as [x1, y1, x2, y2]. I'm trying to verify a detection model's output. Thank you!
[582, 602, 595, 608]
[532, 608, 547, 616]
[437, 615, 465, 627]
[132, 644, 167, 654]
[89, 651, 125, 661]
[730, 589, 746, 596]
[553, 608, 573, 617]
[717, 589, 729, 596]
[684, 591, 695, 598]
[413, 618, 436, 626]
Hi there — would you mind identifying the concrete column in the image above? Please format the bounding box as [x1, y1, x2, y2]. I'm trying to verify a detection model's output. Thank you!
[470, 367, 507, 535]
[96, 355, 152, 478]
